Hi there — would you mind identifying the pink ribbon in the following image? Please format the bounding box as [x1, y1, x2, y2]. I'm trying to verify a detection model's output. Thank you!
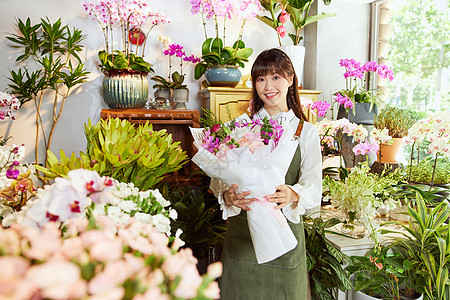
[254, 196, 289, 228]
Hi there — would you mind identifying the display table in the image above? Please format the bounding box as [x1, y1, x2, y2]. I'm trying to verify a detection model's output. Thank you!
[100, 109, 200, 158]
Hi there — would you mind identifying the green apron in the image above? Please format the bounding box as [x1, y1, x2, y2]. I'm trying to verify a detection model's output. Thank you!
[220, 146, 308, 300]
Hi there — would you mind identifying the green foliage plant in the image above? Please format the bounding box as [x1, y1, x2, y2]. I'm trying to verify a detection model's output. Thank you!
[36, 117, 188, 190]
[304, 216, 352, 300]
[382, 194, 450, 300]
[409, 157, 450, 186]
[374, 106, 416, 138]
[6, 17, 89, 166]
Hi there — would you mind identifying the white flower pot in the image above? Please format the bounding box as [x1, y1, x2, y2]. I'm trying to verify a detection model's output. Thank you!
[277, 45, 305, 85]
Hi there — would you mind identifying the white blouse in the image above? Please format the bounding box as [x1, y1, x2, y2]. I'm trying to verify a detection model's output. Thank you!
[209, 108, 323, 223]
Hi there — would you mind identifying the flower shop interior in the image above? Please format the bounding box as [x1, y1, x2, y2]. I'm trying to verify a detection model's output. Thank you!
[0, 0, 449, 299]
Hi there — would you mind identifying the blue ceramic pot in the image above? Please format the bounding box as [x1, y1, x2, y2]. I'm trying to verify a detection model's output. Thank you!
[102, 69, 149, 109]
[204, 65, 241, 88]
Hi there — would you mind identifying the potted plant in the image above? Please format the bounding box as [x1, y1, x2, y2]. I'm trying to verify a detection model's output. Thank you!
[152, 39, 200, 109]
[373, 105, 415, 164]
[381, 194, 449, 300]
[6, 18, 89, 168]
[82, 0, 171, 109]
[190, 0, 261, 87]
[334, 59, 394, 125]
[257, 0, 335, 82]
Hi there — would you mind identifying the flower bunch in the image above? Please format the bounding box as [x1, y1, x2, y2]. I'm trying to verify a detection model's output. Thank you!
[0, 145, 37, 219]
[0, 92, 20, 120]
[0, 216, 221, 300]
[2, 169, 179, 238]
[352, 127, 393, 159]
[152, 38, 200, 89]
[300, 97, 331, 117]
[334, 58, 394, 113]
[92, 181, 179, 236]
[190, 0, 262, 79]
[323, 162, 402, 243]
[315, 118, 368, 158]
[201, 115, 284, 159]
[82, 0, 171, 73]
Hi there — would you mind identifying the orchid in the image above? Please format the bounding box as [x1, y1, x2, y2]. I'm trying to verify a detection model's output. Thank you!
[0, 216, 221, 299]
[0, 92, 20, 121]
[300, 97, 331, 117]
[81, 0, 171, 72]
[2, 169, 179, 238]
[191, 0, 262, 79]
[334, 58, 394, 114]
[404, 111, 450, 186]
[0, 144, 37, 220]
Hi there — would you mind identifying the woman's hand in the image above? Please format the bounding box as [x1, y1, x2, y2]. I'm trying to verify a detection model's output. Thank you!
[223, 184, 254, 211]
[266, 185, 299, 210]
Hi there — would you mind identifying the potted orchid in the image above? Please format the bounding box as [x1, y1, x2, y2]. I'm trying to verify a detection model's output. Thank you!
[190, 0, 262, 86]
[152, 38, 200, 109]
[82, 0, 171, 108]
[335, 59, 395, 125]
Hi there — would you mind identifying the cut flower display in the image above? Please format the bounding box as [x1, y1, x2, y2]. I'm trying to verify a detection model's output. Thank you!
[191, 112, 299, 263]
[2, 169, 179, 238]
[0, 216, 221, 300]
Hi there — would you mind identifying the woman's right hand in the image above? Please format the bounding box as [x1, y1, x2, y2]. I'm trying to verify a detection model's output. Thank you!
[223, 184, 254, 211]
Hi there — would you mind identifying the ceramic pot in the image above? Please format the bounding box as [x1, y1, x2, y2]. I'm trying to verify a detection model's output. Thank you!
[277, 45, 305, 85]
[379, 137, 404, 163]
[204, 65, 241, 88]
[102, 69, 149, 109]
[349, 103, 378, 125]
[172, 88, 189, 109]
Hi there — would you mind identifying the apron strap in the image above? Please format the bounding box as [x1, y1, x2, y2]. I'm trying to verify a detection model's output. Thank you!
[294, 120, 304, 140]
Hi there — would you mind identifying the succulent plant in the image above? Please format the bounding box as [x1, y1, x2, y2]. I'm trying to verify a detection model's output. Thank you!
[36, 117, 188, 190]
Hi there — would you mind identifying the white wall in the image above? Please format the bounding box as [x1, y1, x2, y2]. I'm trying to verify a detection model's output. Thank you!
[0, 0, 371, 163]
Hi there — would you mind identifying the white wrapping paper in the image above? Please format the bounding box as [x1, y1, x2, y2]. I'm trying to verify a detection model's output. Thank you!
[190, 114, 299, 263]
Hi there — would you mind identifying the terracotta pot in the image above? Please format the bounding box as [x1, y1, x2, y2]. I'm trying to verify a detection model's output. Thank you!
[379, 137, 404, 163]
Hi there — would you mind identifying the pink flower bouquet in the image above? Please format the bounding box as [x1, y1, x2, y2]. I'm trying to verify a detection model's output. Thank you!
[190, 113, 299, 263]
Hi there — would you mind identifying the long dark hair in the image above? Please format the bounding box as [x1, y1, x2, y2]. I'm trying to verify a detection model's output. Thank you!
[250, 48, 307, 121]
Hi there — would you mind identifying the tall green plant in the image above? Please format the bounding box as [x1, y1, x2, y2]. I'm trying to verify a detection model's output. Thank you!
[6, 17, 89, 166]
[36, 118, 188, 190]
[304, 216, 352, 300]
[382, 194, 450, 300]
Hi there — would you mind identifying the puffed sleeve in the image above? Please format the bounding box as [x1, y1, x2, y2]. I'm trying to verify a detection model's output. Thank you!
[209, 177, 241, 219]
[282, 122, 322, 223]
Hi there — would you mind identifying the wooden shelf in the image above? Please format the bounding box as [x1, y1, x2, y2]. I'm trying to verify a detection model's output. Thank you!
[100, 109, 200, 158]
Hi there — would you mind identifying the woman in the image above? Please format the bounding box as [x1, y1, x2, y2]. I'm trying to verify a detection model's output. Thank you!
[210, 48, 322, 300]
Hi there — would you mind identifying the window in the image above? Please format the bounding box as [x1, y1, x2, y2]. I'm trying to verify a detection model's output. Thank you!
[371, 0, 449, 111]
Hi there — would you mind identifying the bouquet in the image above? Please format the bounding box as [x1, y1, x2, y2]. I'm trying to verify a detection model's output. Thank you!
[190, 112, 299, 263]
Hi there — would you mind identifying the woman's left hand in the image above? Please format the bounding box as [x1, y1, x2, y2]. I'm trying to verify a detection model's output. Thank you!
[266, 185, 299, 210]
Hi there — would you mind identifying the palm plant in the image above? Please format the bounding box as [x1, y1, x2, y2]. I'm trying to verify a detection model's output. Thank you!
[382, 194, 450, 300]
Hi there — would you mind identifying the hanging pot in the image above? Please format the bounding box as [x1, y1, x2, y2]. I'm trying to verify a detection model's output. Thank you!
[277, 45, 305, 85]
[204, 65, 241, 88]
[379, 137, 404, 163]
[102, 69, 149, 109]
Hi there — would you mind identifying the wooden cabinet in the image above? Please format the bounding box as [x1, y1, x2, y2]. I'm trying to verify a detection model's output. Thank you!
[199, 87, 322, 123]
[100, 109, 200, 158]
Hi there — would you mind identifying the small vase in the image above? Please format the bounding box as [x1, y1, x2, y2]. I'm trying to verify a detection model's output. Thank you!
[342, 211, 365, 238]
[102, 69, 149, 109]
[204, 65, 241, 88]
[154, 87, 172, 109]
[172, 88, 189, 109]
